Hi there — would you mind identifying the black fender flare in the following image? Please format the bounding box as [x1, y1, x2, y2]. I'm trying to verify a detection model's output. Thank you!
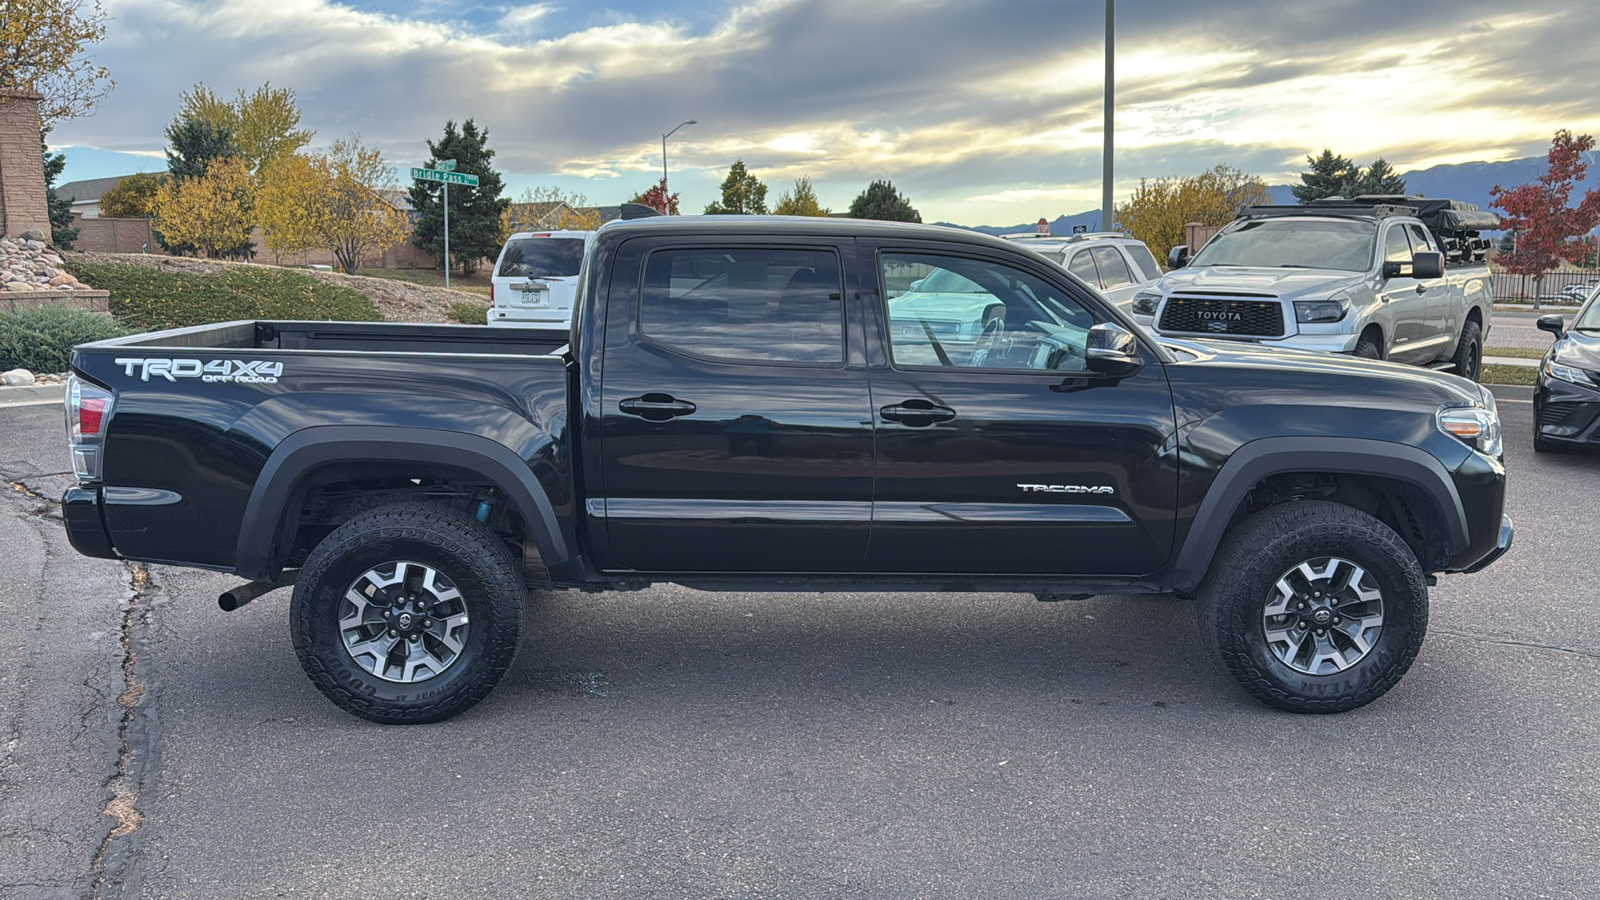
[235, 425, 568, 580]
[1167, 436, 1466, 591]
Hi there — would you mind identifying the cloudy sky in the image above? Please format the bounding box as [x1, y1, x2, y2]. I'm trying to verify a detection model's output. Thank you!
[49, 0, 1600, 226]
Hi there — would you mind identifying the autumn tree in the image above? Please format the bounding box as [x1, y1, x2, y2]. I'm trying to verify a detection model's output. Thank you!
[151, 155, 256, 259]
[408, 119, 509, 276]
[255, 154, 319, 260]
[1115, 164, 1272, 260]
[257, 137, 414, 273]
[704, 160, 768, 214]
[629, 179, 680, 215]
[1490, 130, 1600, 307]
[177, 82, 312, 174]
[772, 176, 829, 216]
[0, 0, 114, 127]
[98, 172, 166, 219]
[848, 180, 921, 222]
[501, 185, 602, 241]
[1293, 149, 1408, 203]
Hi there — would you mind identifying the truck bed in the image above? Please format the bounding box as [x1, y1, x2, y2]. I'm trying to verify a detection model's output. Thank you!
[89, 319, 572, 357]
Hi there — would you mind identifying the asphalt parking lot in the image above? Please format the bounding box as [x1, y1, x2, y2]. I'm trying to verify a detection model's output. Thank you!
[2, 389, 1598, 899]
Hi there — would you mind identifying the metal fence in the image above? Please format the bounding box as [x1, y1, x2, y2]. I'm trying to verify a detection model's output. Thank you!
[1493, 269, 1600, 305]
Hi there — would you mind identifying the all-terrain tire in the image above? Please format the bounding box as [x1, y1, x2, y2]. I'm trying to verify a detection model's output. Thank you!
[1451, 319, 1483, 382]
[290, 503, 523, 724]
[1196, 500, 1428, 713]
[1354, 332, 1384, 361]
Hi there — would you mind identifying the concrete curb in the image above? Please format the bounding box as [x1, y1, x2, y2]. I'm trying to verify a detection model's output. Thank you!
[0, 383, 63, 408]
[1484, 355, 1538, 368]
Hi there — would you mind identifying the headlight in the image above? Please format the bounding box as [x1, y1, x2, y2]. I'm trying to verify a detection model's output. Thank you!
[1294, 294, 1350, 323]
[1132, 290, 1161, 316]
[1437, 397, 1502, 458]
[1543, 357, 1593, 386]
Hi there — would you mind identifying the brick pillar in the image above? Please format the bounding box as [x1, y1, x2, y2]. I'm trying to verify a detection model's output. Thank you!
[0, 89, 51, 244]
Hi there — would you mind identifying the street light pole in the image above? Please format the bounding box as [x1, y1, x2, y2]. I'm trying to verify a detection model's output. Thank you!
[662, 119, 697, 199]
[1101, 0, 1115, 234]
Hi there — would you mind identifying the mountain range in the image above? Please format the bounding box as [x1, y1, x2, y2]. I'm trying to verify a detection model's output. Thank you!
[942, 155, 1599, 236]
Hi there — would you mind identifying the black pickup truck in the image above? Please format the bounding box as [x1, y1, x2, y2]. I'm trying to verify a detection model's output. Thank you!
[62, 217, 1513, 723]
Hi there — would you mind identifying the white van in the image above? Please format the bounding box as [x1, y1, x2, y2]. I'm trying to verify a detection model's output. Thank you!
[489, 231, 594, 327]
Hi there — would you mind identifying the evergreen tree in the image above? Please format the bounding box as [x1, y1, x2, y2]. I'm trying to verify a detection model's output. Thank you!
[408, 119, 509, 276]
[848, 180, 921, 222]
[165, 116, 239, 180]
[1348, 157, 1407, 197]
[1292, 149, 1360, 204]
[41, 135, 77, 248]
[703, 160, 768, 215]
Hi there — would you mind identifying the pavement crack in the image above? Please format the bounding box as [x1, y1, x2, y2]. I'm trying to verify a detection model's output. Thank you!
[1431, 626, 1600, 661]
[90, 561, 158, 898]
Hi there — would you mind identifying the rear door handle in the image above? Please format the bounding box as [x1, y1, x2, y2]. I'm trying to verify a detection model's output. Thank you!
[620, 393, 697, 421]
[879, 400, 956, 426]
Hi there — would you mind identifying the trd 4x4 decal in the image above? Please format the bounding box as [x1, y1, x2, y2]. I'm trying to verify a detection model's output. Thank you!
[115, 358, 283, 384]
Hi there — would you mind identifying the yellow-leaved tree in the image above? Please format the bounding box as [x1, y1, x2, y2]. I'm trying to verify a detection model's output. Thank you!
[0, 0, 113, 127]
[256, 135, 412, 273]
[1115, 164, 1272, 261]
[151, 156, 256, 259]
[772, 176, 830, 216]
[177, 82, 313, 175]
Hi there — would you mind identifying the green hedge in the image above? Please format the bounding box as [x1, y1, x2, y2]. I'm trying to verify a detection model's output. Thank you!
[64, 262, 381, 330]
[445, 300, 488, 325]
[0, 307, 131, 373]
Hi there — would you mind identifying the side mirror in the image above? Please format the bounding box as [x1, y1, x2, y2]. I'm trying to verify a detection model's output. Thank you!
[1537, 314, 1566, 336]
[1412, 251, 1444, 280]
[1381, 260, 1403, 279]
[1166, 245, 1189, 269]
[1085, 322, 1143, 377]
[907, 278, 925, 293]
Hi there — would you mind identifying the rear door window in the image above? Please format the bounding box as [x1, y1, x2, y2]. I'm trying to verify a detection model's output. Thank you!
[1066, 251, 1101, 287]
[497, 238, 586, 277]
[1089, 246, 1135, 288]
[1124, 242, 1162, 281]
[639, 247, 845, 365]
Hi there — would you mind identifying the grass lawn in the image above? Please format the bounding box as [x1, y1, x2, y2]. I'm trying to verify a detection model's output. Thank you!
[354, 268, 492, 297]
[1484, 346, 1544, 360]
[1481, 364, 1536, 387]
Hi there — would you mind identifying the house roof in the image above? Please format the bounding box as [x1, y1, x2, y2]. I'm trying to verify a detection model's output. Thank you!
[55, 175, 136, 204]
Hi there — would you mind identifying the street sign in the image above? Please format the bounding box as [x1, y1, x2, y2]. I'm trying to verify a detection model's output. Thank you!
[437, 159, 456, 171]
[411, 167, 479, 187]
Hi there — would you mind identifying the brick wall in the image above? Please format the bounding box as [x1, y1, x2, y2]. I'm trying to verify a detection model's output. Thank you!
[0, 90, 50, 242]
[1184, 222, 1223, 254]
[74, 217, 163, 254]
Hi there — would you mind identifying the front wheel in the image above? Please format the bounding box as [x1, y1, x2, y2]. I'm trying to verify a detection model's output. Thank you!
[1197, 500, 1428, 713]
[290, 503, 524, 724]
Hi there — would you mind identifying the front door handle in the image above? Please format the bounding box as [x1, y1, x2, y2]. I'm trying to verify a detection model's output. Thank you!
[879, 399, 956, 426]
[620, 393, 697, 421]
[1416, 283, 1428, 294]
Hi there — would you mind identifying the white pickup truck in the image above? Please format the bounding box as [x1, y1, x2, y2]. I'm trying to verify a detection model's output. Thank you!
[1134, 197, 1497, 380]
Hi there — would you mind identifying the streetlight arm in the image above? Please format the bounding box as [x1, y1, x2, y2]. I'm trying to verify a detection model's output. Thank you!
[662, 119, 697, 199]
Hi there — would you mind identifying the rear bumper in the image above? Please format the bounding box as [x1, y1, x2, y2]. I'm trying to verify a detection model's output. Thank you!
[62, 486, 118, 560]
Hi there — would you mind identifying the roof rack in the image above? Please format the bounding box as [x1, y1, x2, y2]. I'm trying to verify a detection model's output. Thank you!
[1244, 196, 1500, 232]
[1000, 231, 1129, 243]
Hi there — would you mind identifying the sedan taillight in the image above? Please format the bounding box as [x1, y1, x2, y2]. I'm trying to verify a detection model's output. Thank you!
[65, 374, 114, 483]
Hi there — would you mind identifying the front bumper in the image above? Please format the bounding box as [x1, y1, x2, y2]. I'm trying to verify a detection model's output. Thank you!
[1461, 515, 1514, 574]
[1534, 372, 1600, 446]
[62, 486, 118, 560]
[1444, 449, 1510, 573]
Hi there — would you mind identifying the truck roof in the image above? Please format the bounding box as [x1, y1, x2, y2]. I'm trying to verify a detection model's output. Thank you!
[1239, 196, 1500, 233]
[594, 214, 1022, 251]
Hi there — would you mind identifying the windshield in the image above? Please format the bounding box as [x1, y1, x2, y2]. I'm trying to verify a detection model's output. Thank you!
[497, 238, 585, 278]
[1577, 294, 1600, 330]
[1189, 219, 1375, 271]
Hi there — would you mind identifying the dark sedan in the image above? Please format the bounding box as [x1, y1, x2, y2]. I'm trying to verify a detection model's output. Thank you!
[1534, 295, 1600, 451]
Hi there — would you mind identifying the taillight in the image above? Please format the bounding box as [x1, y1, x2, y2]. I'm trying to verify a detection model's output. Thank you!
[65, 374, 114, 483]
[489, 281, 495, 306]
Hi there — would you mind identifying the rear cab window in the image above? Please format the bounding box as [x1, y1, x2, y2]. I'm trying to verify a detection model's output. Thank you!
[638, 247, 845, 365]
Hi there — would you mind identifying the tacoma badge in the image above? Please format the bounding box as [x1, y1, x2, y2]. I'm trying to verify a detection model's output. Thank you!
[1017, 483, 1115, 494]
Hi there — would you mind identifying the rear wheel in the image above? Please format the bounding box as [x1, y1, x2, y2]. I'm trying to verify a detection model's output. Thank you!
[290, 503, 523, 724]
[1451, 319, 1482, 382]
[1197, 500, 1427, 713]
